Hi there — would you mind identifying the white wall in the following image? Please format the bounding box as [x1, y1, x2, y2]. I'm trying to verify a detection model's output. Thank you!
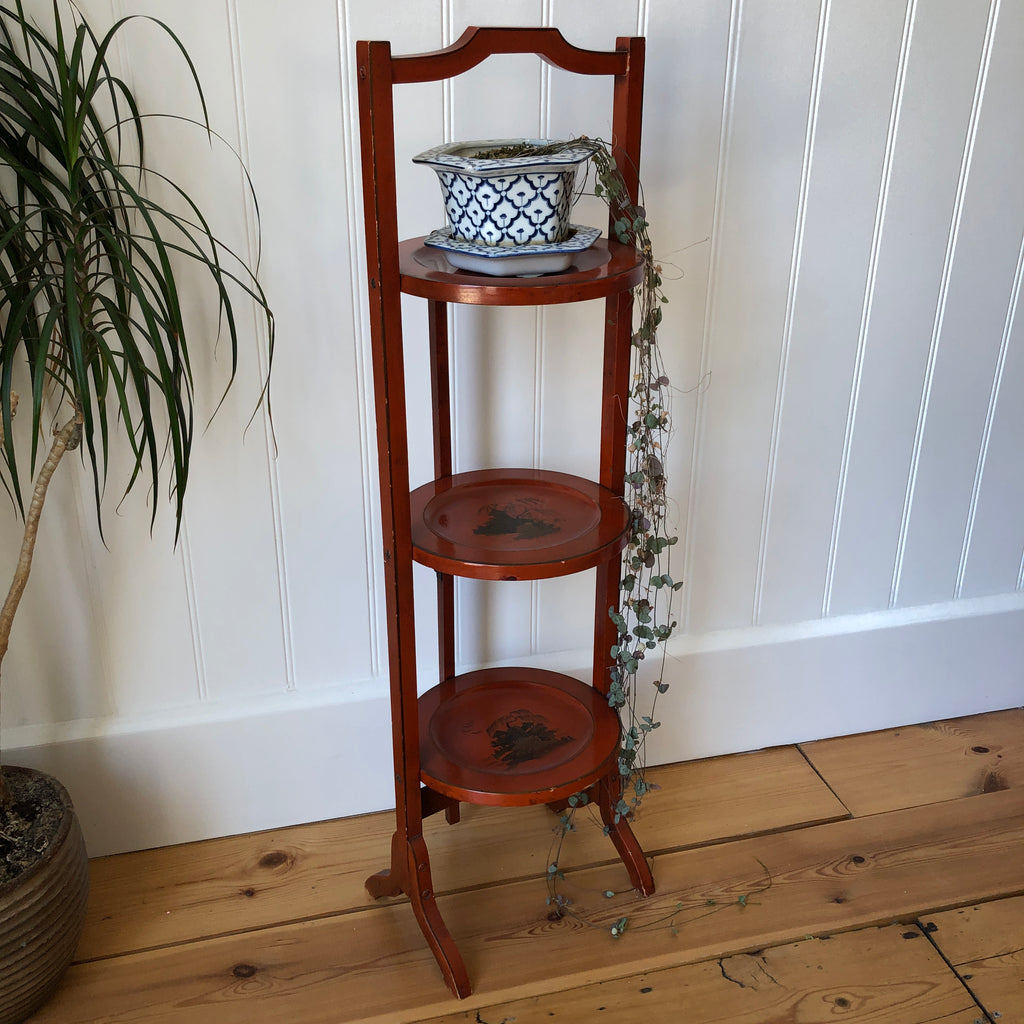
[2, 0, 1022, 856]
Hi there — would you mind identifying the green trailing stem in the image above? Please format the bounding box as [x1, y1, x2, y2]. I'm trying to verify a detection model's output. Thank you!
[511, 137, 681, 926]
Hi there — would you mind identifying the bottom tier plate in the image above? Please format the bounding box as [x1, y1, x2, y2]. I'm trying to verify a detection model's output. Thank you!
[419, 666, 620, 806]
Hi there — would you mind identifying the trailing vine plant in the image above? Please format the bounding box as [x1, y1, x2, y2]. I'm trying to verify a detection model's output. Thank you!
[489, 138, 682, 933]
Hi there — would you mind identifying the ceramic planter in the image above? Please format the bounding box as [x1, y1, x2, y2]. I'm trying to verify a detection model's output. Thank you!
[413, 138, 592, 246]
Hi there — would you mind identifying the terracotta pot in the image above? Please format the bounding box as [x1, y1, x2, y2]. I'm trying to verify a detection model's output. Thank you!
[0, 767, 89, 1024]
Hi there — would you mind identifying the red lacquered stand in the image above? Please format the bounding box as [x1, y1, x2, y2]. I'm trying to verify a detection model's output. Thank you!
[356, 26, 652, 999]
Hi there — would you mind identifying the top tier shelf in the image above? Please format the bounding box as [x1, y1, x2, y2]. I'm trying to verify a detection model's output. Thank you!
[399, 236, 644, 306]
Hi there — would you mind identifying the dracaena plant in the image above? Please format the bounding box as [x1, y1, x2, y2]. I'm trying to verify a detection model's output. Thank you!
[0, 0, 273, 803]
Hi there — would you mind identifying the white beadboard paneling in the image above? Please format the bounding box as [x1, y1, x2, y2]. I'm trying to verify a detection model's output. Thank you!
[531, 299, 604, 659]
[453, 305, 546, 474]
[450, 315, 545, 667]
[0, 471, 113, 727]
[123, 0, 286, 701]
[234, 0, 381, 693]
[896, 0, 1024, 606]
[83, 1, 288, 703]
[753, 0, 830, 624]
[449, 3, 545, 141]
[533, 571, 598, 660]
[74, 496, 200, 719]
[827, 0, 992, 616]
[393, 84, 447, 245]
[758, 0, 910, 625]
[457, 578, 538, 668]
[685, 0, 824, 633]
[959, 241, 1024, 598]
[643, 0, 732, 595]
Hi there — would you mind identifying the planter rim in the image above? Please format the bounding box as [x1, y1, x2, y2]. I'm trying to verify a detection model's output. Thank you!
[412, 138, 592, 175]
[0, 766, 75, 899]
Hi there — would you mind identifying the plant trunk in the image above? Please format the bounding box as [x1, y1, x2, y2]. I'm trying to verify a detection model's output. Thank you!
[0, 412, 82, 808]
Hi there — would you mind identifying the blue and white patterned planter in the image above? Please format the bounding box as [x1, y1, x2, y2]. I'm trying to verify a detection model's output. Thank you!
[413, 139, 593, 247]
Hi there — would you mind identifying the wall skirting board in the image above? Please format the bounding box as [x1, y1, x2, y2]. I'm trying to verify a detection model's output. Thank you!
[5, 594, 1022, 857]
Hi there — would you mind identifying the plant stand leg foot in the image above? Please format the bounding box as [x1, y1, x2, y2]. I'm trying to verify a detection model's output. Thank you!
[404, 835, 471, 998]
[365, 867, 404, 899]
[598, 777, 655, 896]
[365, 832, 406, 898]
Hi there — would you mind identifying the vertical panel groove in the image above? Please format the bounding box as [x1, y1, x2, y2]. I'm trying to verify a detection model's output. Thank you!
[753, 0, 831, 626]
[680, 0, 743, 633]
[957, 223, 1024, 597]
[890, 0, 1001, 608]
[178, 520, 208, 700]
[226, 0, 296, 689]
[113, 0, 207, 705]
[823, 0, 917, 617]
[531, 1, 554, 654]
[442, 0, 455, 138]
[336, 0, 383, 679]
[442, 0, 464, 667]
[531, 303, 545, 654]
[76, 0, 131, 716]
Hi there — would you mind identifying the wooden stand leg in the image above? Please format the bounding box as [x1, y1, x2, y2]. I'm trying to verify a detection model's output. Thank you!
[365, 832, 471, 998]
[598, 774, 655, 896]
[404, 835, 471, 998]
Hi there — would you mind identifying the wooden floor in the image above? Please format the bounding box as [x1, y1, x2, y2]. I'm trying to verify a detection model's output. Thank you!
[30, 707, 1024, 1023]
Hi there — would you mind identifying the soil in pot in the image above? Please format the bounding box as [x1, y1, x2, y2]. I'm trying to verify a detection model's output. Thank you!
[0, 773, 66, 882]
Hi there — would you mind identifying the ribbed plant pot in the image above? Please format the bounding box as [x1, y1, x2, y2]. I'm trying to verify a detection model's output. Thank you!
[0, 767, 89, 1024]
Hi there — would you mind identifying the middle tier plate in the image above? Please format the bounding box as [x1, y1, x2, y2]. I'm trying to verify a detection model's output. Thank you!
[409, 468, 629, 580]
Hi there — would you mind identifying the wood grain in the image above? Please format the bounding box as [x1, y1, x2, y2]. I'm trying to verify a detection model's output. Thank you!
[421, 924, 981, 1024]
[924, 896, 1024, 1022]
[43, 787, 1024, 1023]
[800, 707, 1024, 815]
[78, 746, 844, 961]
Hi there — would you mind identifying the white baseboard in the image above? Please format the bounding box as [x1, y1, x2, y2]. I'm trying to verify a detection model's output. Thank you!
[5, 595, 1022, 857]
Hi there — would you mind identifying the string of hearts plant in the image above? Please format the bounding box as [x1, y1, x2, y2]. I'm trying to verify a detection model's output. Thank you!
[492, 138, 683, 934]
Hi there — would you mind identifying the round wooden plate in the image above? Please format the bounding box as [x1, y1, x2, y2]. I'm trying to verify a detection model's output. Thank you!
[410, 468, 629, 580]
[419, 666, 620, 806]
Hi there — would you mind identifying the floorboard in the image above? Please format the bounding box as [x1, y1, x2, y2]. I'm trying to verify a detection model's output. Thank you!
[417, 924, 983, 1024]
[800, 707, 1024, 816]
[33, 787, 1024, 1024]
[78, 746, 844, 961]
[924, 895, 1024, 1022]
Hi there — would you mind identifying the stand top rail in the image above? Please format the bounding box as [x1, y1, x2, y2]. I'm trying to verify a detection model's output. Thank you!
[368, 26, 634, 85]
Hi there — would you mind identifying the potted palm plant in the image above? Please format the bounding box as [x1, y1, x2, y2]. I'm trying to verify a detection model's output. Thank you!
[0, 2, 272, 1019]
